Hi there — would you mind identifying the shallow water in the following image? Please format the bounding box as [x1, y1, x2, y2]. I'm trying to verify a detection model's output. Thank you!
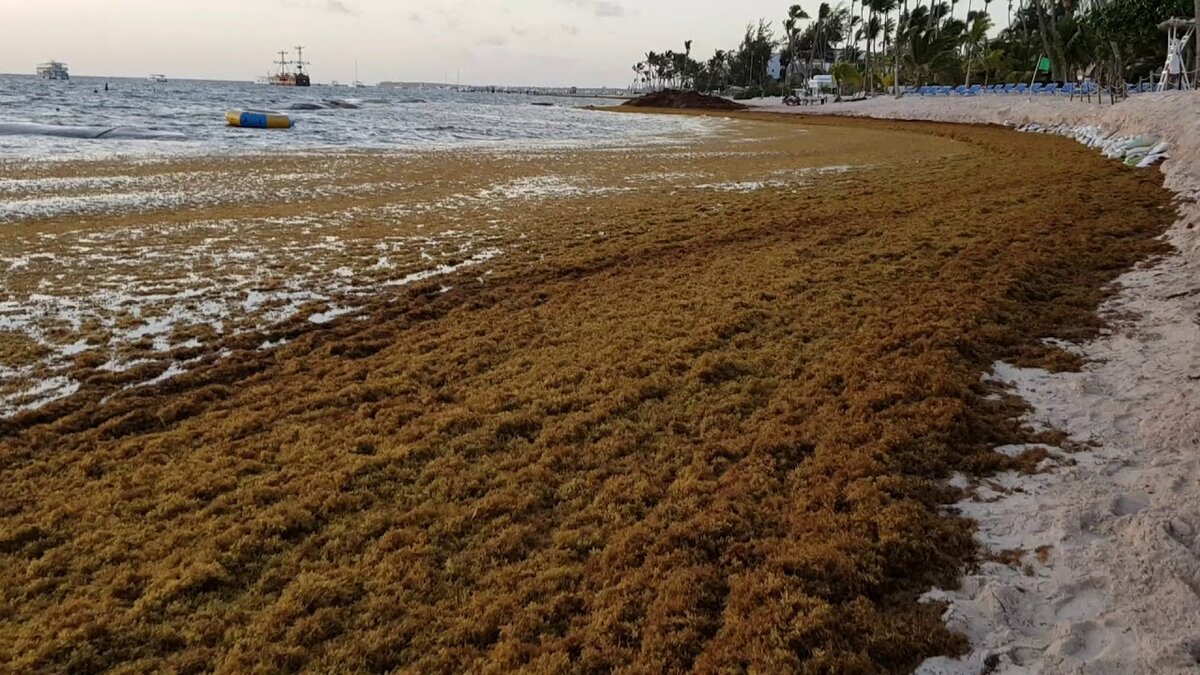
[0, 75, 711, 160]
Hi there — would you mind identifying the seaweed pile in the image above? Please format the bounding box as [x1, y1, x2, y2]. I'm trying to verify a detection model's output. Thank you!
[0, 116, 1173, 673]
[622, 89, 748, 111]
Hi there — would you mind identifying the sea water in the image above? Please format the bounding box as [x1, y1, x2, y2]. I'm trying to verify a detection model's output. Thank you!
[0, 75, 713, 160]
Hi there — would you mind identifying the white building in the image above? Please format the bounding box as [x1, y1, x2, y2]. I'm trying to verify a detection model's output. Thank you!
[768, 53, 784, 80]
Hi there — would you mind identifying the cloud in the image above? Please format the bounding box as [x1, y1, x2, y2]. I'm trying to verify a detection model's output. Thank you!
[560, 24, 581, 36]
[477, 35, 508, 47]
[592, 1, 624, 17]
[558, 0, 625, 18]
[280, 0, 359, 15]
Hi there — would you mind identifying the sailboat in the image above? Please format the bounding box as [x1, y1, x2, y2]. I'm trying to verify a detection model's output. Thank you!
[269, 46, 311, 87]
[353, 60, 367, 88]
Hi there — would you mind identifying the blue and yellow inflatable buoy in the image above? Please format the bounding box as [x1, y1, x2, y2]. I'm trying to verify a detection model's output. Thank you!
[226, 109, 293, 129]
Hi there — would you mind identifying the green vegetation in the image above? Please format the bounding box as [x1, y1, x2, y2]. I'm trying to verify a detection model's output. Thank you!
[632, 0, 1198, 94]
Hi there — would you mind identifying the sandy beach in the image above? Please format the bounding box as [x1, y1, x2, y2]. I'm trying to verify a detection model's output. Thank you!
[743, 93, 1200, 673]
[0, 109, 1182, 672]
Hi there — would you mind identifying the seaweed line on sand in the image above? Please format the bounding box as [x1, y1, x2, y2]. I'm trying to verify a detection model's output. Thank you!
[748, 94, 1200, 673]
[0, 114, 1178, 673]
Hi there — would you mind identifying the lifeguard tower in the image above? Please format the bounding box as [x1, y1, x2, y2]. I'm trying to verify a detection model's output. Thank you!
[1156, 18, 1195, 91]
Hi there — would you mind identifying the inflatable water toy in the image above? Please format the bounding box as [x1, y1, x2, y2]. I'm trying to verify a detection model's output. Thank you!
[0, 123, 187, 140]
[225, 109, 293, 129]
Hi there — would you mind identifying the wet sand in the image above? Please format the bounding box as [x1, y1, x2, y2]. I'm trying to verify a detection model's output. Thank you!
[0, 113, 1176, 672]
[0, 116, 936, 416]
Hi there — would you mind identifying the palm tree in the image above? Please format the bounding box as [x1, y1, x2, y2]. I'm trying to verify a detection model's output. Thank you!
[662, 50, 680, 88]
[784, 6, 809, 84]
[903, 11, 965, 83]
[683, 40, 694, 88]
[860, 0, 869, 67]
[866, 0, 897, 91]
[883, 16, 898, 91]
[843, 0, 862, 63]
[832, 61, 864, 95]
[1030, 0, 1061, 80]
[712, 49, 729, 90]
[815, 2, 833, 70]
[964, 11, 994, 83]
[871, 14, 883, 58]
[787, 27, 801, 82]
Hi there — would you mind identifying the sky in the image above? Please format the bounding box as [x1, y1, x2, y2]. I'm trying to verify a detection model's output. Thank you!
[2, 0, 1012, 88]
[0, 0, 898, 87]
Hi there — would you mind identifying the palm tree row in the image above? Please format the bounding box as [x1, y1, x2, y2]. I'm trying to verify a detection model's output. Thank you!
[632, 45, 699, 91]
[634, 0, 1196, 95]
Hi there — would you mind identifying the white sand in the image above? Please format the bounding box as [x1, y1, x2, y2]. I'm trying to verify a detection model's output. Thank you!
[748, 93, 1200, 673]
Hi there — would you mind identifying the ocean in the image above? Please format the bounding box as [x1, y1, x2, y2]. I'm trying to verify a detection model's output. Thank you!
[0, 75, 711, 160]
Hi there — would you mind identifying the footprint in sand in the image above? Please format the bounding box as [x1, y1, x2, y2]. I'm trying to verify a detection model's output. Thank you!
[1110, 492, 1151, 516]
[1113, 413, 1139, 434]
[1167, 516, 1195, 545]
[1054, 578, 1107, 622]
[1047, 620, 1107, 661]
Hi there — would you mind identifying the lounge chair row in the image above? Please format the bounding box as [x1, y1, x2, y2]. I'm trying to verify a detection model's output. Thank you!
[907, 82, 1102, 97]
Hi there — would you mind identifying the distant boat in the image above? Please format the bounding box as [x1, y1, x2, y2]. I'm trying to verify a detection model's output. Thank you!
[269, 46, 311, 87]
[36, 61, 69, 80]
[148, 74, 167, 83]
[353, 60, 367, 88]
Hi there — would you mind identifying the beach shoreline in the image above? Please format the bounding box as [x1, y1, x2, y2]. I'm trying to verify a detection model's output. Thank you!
[0, 115, 909, 418]
[745, 92, 1200, 673]
[0, 111, 1180, 672]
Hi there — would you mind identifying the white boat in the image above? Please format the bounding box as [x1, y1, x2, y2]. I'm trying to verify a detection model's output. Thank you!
[353, 60, 367, 88]
[148, 74, 167, 83]
[36, 61, 69, 80]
